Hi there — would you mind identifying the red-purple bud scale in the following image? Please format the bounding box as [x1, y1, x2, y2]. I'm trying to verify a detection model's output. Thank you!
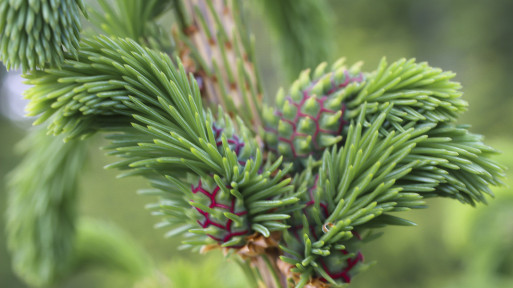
[191, 180, 249, 246]
[186, 119, 260, 248]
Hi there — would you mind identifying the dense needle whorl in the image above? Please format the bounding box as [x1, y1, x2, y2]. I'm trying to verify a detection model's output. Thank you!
[189, 177, 250, 247]
[146, 113, 297, 250]
[0, 0, 87, 71]
[188, 119, 252, 247]
[280, 160, 368, 286]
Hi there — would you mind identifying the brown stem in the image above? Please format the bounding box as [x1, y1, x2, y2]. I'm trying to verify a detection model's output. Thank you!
[252, 253, 288, 288]
[236, 232, 290, 288]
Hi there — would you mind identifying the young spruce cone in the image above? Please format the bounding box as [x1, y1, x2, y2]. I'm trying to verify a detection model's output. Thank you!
[263, 60, 364, 164]
[188, 117, 255, 247]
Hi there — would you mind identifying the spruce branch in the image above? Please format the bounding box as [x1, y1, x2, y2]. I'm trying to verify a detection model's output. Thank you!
[6, 129, 88, 287]
[24, 35, 254, 177]
[412, 124, 504, 204]
[278, 104, 504, 287]
[2, 2, 507, 288]
[108, 109, 297, 249]
[73, 218, 155, 280]
[24, 35, 205, 140]
[25, 35, 298, 250]
[263, 58, 468, 165]
[0, 0, 87, 71]
[347, 58, 468, 130]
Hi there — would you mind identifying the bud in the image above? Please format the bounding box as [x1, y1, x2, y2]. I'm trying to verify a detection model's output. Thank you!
[263, 61, 365, 164]
[189, 177, 250, 248]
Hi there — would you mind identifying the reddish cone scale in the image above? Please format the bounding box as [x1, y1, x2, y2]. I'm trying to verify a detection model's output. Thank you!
[191, 180, 249, 246]
[188, 122, 253, 247]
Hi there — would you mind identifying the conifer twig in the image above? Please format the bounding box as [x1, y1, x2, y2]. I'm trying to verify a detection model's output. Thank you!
[173, 0, 263, 133]
[1, 1, 506, 288]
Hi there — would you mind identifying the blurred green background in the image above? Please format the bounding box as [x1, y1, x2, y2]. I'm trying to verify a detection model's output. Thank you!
[1, 0, 512, 287]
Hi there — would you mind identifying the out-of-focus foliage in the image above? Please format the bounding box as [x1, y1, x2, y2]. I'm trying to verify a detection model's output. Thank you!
[441, 138, 513, 288]
[326, 0, 513, 136]
[134, 253, 249, 288]
[255, 0, 333, 82]
[0, 118, 26, 288]
[73, 218, 154, 280]
[6, 130, 88, 287]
